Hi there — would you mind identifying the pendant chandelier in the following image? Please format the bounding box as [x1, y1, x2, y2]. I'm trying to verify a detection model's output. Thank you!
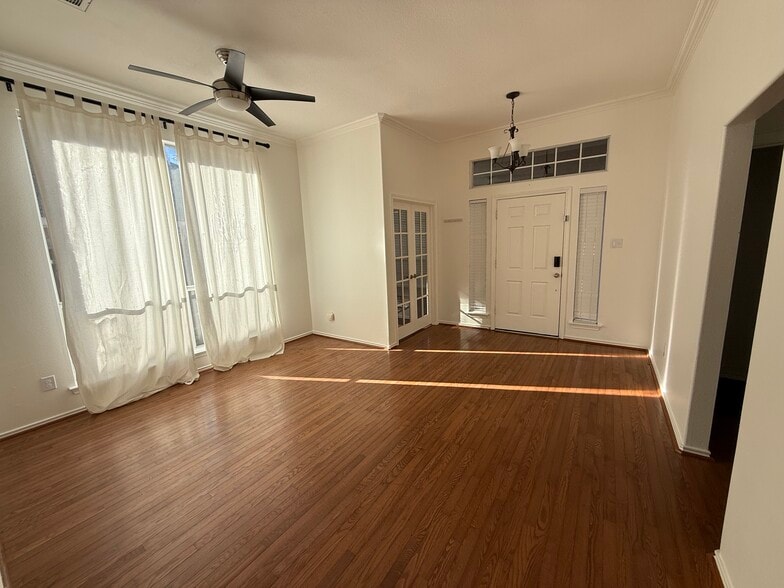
[488, 91, 531, 173]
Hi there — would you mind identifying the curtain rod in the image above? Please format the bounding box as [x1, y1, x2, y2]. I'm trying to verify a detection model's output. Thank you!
[0, 75, 271, 149]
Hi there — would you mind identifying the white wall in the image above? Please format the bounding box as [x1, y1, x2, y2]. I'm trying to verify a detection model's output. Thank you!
[649, 0, 784, 454]
[379, 118, 439, 346]
[0, 89, 83, 435]
[258, 142, 313, 341]
[297, 117, 389, 347]
[0, 85, 314, 436]
[434, 95, 672, 349]
[643, 0, 784, 583]
[718, 147, 784, 588]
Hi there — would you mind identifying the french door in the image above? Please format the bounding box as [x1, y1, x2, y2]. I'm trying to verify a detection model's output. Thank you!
[393, 201, 433, 339]
[495, 192, 566, 336]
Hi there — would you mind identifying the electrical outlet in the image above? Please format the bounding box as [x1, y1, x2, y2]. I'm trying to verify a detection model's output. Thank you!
[40, 375, 57, 392]
[327, 312, 335, 321]
[611, 238, 624, 249]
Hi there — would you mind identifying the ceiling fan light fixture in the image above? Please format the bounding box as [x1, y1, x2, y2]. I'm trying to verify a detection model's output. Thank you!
[128, 49, 315, 127]
[214, 88, 251, 112]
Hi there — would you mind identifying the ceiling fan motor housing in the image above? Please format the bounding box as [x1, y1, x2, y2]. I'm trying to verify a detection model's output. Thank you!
[212, 79, 251, 112]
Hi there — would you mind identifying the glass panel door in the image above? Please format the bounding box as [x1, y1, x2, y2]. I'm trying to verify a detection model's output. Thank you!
[393, 207, 412, 328]
[414, 209, 429, 320]
[394, 201, 433, 340]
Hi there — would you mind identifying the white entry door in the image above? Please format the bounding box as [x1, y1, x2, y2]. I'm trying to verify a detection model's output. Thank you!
[495, 193, 566, 336]
[393, 202, 433, 339]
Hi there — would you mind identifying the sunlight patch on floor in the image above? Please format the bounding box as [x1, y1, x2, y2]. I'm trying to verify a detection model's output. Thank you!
[413, 349, 646, 359]
[354, 378, 658, 397]
[261, 375, 351, 383]
[325, 348, 402, 352]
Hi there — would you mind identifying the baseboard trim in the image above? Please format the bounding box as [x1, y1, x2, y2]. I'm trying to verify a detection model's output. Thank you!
[311, 331, 389, 349]
[714, 550, 735, 588]
[682, 444, 712, 458]
[0, 405, 87, 440]
[649, 353, 712, 458]
[564, 333, 647, 350]
[284, 330, 313, 343]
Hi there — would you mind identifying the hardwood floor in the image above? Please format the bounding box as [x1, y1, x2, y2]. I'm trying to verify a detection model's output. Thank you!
[0, 325, 731, 587]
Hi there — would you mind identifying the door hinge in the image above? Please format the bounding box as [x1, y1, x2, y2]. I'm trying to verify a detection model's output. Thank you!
[564, 214, 569, 222]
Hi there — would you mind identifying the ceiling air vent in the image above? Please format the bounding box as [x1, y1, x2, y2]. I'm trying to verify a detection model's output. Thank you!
[57, 0, 93, 11]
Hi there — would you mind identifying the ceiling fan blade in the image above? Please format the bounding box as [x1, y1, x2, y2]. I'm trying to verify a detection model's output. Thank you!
[224, 50, 246, 89]
[246, 102, 275, 127]
[128, 65, 214, 89]
[248, 86, 316, 102]
[180, 97, 216, 116]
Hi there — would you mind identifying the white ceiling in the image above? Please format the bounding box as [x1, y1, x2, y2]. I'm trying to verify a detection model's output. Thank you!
[0, 0, 699, 141]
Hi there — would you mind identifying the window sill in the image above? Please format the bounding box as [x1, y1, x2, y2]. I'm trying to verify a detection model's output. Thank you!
[568, 321, 603, 331]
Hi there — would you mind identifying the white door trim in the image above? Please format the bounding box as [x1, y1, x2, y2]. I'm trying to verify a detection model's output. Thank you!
[490, 187, 573, 338]
[389, 195, 438, 346]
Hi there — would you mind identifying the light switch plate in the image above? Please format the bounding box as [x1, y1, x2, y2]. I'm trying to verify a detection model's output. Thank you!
[611, 238, 624, 248]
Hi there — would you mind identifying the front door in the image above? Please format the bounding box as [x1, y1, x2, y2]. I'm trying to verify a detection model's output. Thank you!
[495, 193, 565, 336]
[393, 202, 432, 339]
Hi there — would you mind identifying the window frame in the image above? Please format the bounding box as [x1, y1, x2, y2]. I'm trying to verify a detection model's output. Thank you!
[162, 140, 206, 356]
[571, 188, 607, 327]
[467, 198, 490, 316]
[470, 136, 609, 189]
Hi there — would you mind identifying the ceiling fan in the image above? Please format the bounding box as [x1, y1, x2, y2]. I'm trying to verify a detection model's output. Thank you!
[128, 48, 315, 127]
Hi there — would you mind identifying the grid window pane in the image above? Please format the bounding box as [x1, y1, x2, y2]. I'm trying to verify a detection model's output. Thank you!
[473, 173, 491, 187]
[581, 138, 608, 157]
[533, 148, 555, 164]
[473, 159, 491, 174]
[491, 170, 511, 184]
[533, 164, 555, 179]
[581, 156, 607, 173]
[556, 160, 580, 176]
[512, 166, 532, 182]
[557, 144, 580, 161]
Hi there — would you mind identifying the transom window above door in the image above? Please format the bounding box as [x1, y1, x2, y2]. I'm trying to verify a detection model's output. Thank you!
[471, 137, 609, 188]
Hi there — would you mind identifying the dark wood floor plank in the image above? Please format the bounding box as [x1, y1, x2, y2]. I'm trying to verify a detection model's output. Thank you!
[0, 326, 730, 587]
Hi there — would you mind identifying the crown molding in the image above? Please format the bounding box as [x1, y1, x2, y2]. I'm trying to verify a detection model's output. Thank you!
[296, 113, 384, 146]
[0, 51, 295, 147]
[666, 0, 719, 91]
[378, 113, 437, 143]
[308, 88, 672, 148]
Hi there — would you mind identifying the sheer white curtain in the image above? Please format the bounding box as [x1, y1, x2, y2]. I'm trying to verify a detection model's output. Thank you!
[19, 91, 197, 412]
[174, 126, 283, 370]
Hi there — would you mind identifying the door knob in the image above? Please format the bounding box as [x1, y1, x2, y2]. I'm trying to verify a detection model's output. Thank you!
[553, 272, 561, 278]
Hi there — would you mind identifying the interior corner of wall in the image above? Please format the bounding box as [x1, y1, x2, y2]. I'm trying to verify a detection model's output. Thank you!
[650, 351, 687, 452]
